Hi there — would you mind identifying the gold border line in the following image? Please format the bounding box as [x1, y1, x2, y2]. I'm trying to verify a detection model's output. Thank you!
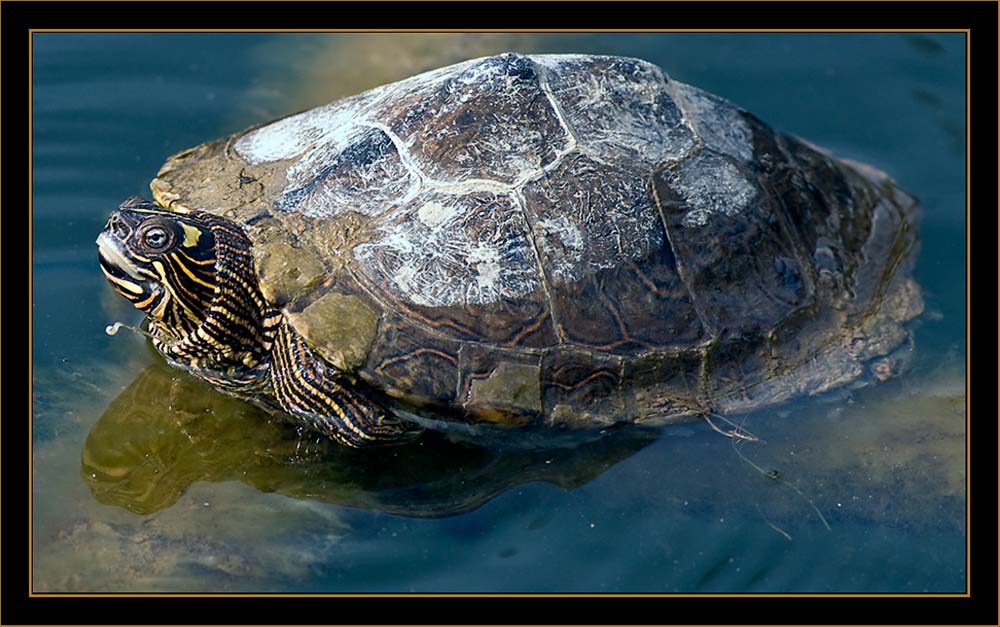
[29, 28, 971, 33]
[28, 27, 35, 595]
[27, 28, 972, 600]
[966, 28, 972, 597]
[23, 592, 975, 598]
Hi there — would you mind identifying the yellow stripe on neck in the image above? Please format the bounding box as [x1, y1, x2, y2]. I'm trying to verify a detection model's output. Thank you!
[170, 253, 215, 289]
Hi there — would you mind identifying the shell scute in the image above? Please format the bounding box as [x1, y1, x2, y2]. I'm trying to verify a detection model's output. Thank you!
[655, 148, 813, 338]
[522, 154, 704, 351]
[667, 81, 754, 163]
[623, 350, 704, 420]
[772, 133, 915, 321]
[374, 53, 570, 184]
[536, 54, 696, 166]
[458, 343, 542, 425]
[275, 127, 419, 219]
[360, 311, 461, 407]
[352, 189, 557, 348]
[541, 349, 625, 428]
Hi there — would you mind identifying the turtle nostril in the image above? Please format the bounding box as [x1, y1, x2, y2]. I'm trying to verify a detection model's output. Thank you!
[106, 214, 129, 238]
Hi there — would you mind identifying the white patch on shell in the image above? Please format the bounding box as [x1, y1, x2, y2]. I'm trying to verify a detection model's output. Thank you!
[537, 216, 585, 251]
[392, 263, 418, 294]
[666, 151, 757, 228]
[416, 201, 458, 229]
[668, 81, 754, 162]
[466, 243, 503, 295]
[353, 192, 541, 308]
[532, 216, 586, 282]
[234, 90, 381, 166]
[283, 126, 367, 190]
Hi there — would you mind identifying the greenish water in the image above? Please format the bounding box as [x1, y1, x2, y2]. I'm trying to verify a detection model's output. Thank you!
[32, 32, 966, 593]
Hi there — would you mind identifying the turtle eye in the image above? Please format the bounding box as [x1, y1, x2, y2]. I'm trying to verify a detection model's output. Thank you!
[139, 224, 175, 253]
[145, 228, 168, 248]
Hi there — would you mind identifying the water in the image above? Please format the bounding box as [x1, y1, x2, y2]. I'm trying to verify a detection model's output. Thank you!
[32, 32, 966, 593]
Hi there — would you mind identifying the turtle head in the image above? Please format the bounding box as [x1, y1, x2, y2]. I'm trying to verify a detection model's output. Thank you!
[98, 198, 279, 376]
[97, 198, 217, 328]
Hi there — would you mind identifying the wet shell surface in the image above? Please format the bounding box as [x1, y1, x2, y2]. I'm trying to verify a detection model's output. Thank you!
[151, 53, 922, 429]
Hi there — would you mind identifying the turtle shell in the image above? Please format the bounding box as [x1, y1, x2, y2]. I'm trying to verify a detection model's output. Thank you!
[150, 53, 922, 429]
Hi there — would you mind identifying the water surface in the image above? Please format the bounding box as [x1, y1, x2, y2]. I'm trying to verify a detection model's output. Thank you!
[32, 32, 966, 593]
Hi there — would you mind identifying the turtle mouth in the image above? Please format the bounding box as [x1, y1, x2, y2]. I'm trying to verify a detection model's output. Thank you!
[97, 232, 154, 294]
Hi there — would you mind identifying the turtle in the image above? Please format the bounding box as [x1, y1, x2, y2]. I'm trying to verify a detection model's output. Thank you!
[96, 53, 923, 448]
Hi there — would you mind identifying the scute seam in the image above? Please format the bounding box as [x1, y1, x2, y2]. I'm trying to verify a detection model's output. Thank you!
[356, 120, 427, 200]
[648, 171, 713, 341]
[535, 57, 580, 153]
[510, 188, 563, 345]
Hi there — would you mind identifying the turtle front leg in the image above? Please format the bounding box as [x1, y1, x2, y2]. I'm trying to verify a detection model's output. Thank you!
[269, 321, 419, 447]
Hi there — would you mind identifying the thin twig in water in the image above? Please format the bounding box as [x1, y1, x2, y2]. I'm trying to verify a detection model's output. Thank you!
[701, 411, 760, 442]
[731, 436, 832, 532]
[756, 503, 793, 541]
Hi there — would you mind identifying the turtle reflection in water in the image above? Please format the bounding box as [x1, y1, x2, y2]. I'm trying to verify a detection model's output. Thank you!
[82, 363, 656, 516]
[96, 54, 922, 447]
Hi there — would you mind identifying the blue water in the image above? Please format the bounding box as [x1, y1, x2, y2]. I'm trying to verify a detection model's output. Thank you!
[31, 32, 966, 593]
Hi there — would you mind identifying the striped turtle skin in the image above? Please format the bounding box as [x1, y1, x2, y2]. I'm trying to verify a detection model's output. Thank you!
[98, 54, 922, 446]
